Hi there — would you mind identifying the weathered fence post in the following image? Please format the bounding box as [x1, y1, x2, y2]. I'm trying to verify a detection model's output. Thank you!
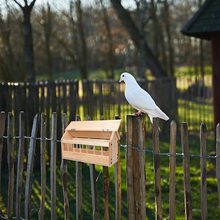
[216, 123, 220, 212]
[76, 115, 83, 220]
[181, 122, 192, 220]
[0, 112, 6, 192]
[61, 113, 70, 220]
[25, 114, 38, 220]
[51, 112, 57, 220]
[114, 115, 121, 220]
[169, 121, 177, 220]
[39, 113, 47, 220]
[126, 115, 146, 220]
[153, 118, 163, 220]
[7, 112, 14, 219]
[200, 123, 207, 220]
[16, 112, 25, 219]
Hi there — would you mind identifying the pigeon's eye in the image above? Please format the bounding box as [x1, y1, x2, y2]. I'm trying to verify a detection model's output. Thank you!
[122, 75, 124, 77]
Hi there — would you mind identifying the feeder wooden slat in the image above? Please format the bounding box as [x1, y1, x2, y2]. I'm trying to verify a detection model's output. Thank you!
[62, 138, 110, 147]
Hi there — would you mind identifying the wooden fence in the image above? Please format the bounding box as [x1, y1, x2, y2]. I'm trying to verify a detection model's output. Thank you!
[0, 111, 220, 219]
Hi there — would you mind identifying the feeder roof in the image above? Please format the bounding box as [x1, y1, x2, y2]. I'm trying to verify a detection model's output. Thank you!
[65, 120, 121, 132]
[181, 0, 220, 40]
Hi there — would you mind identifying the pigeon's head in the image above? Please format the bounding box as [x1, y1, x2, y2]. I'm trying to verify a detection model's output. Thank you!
[119, 72, 136, 83]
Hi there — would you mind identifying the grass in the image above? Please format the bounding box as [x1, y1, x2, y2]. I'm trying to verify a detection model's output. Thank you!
[0, 133, 219, 219]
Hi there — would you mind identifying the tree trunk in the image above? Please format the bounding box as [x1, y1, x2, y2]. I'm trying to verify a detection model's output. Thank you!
[110, 0, 167, 78]
[42, 4, 53, 81]
[76, 0, 88, 79]
[23, 8, 35, 82]
[100, 0, 115, 79]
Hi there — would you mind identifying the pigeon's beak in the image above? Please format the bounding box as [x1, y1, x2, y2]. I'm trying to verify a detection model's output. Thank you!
[119, 78, 122, 83]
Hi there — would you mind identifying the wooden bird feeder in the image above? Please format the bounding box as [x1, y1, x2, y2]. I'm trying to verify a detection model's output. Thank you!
[61, 120, 121, 167]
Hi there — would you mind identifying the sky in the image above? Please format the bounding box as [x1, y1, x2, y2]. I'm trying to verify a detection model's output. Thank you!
[0, 0, 136, 13]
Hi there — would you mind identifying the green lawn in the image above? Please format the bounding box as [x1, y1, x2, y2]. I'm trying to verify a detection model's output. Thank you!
[0, 132, 219, 219]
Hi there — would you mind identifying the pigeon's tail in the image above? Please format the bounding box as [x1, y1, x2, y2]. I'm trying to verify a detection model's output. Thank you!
[155, 106, 169, 121]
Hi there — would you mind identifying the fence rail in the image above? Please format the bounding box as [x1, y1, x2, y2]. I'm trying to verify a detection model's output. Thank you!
[0, 111, 220, 219]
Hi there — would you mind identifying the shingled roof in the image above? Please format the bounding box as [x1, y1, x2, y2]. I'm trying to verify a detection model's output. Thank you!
[181, 0, 220, 40]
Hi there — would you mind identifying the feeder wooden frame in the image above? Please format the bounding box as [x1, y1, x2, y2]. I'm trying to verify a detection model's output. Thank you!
[61, 120, 121, 167]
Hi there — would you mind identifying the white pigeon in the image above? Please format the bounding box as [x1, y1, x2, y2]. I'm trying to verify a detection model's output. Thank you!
[119, 72, 169, 123]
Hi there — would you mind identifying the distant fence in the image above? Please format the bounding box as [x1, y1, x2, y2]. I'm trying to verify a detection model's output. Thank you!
[0, 75, 214, 132]
[0, 112, 220, 219]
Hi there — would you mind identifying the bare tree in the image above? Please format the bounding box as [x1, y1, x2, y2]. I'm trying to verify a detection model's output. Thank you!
[110, 0, 167, 78]
[13, 0, 36, 82]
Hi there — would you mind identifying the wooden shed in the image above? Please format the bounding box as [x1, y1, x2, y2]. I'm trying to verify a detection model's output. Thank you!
[181, 0, 220, 127]
[61, 120, 121, 167]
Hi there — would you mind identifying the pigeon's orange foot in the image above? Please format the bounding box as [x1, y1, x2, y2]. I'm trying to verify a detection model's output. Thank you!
[135, 110, 144, 116]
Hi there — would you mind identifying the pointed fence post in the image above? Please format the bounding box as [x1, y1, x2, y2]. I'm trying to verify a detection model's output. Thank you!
[126, 115, 146, 220]
[50, 112, 57, 220]
[0, 112, 6, 193]
[181, 122, 192, 220]
[39, 113, 47, 220]
[25, 114, 38, 220]
[200, 123, 207, 220]
[169, 121, 177, 220]
[16, 112, 25, 219]
[153, 118, 163, 220]
[7, 112, 14, 219]
[216, 124, 220, 212]
[61, 113, 70, 220]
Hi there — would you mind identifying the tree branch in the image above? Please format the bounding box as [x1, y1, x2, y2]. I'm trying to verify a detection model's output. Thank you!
[29, 0, 36, 10]
[13, 0, 24, 9]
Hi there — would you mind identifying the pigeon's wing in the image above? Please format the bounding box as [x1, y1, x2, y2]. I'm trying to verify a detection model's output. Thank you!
[125, 86, 156, 111]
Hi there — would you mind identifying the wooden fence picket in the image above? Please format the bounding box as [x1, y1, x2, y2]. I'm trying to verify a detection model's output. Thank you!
[50, 112, 57, 220]
[25, 114, 38, 219]
[7, 112, 14, 219]
[181, 122, 192, 220]
[0, 111, 6, 192]
[200, 123, 207, 220]
[216, 123, 220, 212]
[39, 113, 47, 220]
[114, 115, 121, 220]
[169, 121, 177, 220]
[153, 118, 163, 220]
[61, 113, 70, 220]
[16, 112, 25, 219]
[126, 115, 146, 220]
[75, 115, 83, 220]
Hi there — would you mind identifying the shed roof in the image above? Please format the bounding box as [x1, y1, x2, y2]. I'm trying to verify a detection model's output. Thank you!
[181, 0, 220, 40]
